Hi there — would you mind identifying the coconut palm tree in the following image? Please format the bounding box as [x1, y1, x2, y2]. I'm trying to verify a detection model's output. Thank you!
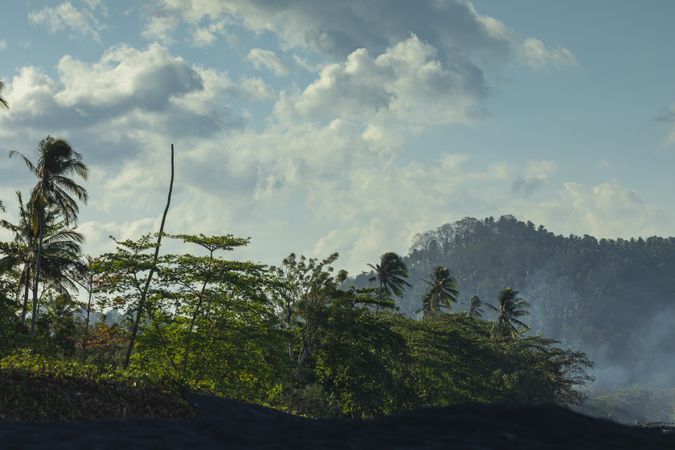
[468, 295, 483, 318]
[0, 80, 8, 109]
[368, 252, 411, 302]
[421, 266, 458, 319]
[486, 288, 530, 341]
[9, 137, 88, 339]
[0, 192, 86, 322]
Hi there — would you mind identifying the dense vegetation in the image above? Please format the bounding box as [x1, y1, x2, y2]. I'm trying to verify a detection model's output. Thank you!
[349, 216, 675, 422]
[0, 124, 593, 419]
[363, 216, 675, 387]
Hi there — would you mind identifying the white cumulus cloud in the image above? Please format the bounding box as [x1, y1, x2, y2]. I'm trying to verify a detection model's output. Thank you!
[278, 34, 487, 132]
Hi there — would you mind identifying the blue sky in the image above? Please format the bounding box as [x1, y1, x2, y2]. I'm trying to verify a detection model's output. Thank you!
[1, 0, 674, 271]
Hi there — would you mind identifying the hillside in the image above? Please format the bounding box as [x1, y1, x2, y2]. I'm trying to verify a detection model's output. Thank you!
[352, 215, 675, 393]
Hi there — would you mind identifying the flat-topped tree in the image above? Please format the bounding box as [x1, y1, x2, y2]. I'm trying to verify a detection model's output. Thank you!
[96, 233, 270, 376]
[166, 233, 258, 377]
[7, 138, 87, 342]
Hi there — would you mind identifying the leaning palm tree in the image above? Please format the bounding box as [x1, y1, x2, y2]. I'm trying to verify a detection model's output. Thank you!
[486, 288, 530, 341]
[368, 252, 411, 303]
[421, 266, 458, 319]
[0, 192, 86, 322]
[9, 137, 88, 339]
[468, 295, 484, 318]
[0, 80, 8, 109]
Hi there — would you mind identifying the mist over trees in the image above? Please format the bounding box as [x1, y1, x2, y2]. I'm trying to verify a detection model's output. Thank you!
[351, 215, 675, 391]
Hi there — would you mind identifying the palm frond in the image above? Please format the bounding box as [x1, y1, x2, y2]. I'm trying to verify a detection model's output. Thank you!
[9, 151, 38, 176]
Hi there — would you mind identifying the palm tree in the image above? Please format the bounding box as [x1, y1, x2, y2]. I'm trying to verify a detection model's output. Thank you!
[0, 80, 8, 109]
[468, 295, 483, 318]
[421, 266, 458, 319]
[0, 192, 86, 322]
[486, 288, 530, 341]
[9, 137, 88, 339]
[368, 252, 411, 303]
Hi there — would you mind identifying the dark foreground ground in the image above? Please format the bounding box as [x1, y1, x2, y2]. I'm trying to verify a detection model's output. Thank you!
[1, 394, 674, 449]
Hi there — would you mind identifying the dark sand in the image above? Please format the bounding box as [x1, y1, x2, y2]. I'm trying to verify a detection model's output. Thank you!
[1, 394, 674, 449]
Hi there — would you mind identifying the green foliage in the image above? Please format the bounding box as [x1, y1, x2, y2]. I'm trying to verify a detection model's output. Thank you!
[310, 306, 409, 417]
[468, 295, 483, 318]
[0, 292, 27, 356]
[486, 288, 530, 341]
[0, 218, 594, 421]
[286, 307, 592, 419]
[421, 266, 459, 318]
[0, 350, 192, 421]
[395, 215, 675, 382]
[368, 252, 411, 300]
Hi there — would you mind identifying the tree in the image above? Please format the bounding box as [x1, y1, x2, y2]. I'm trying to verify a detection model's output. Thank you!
[164, 233, 261, 378]
[421, 266, 458, 319]
[94, 234, 166, 368]
[486, 288, 530, 341]
[9, 137, 88, 341]
[368, 252, 411, 305]
[468, 295, 484, 318]
[0, 192, 85, 322]
[0, 80, 8, 109]
[270, 252, 349, 366]
[72, 256, 105, 361]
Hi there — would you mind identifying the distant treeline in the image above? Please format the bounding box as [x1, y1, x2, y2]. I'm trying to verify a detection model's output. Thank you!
[351, 215, 675, 387]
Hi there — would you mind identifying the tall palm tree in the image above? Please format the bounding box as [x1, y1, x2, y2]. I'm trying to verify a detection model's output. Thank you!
[9, 137, 88, 339]
[0, 80, 8, 109]
[368, 252, 411, 302]
[468, 295, 484, 318]
[486, 288, 530, 341]
[421, 266, 458, 319]
[0, 192, 86, 322]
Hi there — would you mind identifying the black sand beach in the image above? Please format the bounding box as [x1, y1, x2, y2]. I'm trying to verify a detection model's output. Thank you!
[1, 394, 674, 449]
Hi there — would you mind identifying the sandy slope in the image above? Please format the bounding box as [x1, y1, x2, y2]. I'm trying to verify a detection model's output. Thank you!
[1, 395, 674, 449]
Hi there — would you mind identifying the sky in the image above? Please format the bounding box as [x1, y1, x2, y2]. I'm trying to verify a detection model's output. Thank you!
[1, 0, 674, 272]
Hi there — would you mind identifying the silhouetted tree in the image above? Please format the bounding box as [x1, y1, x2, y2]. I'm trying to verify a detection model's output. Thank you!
[368, 252, 411, 303]
[486, 288, 530, 341]
[421, 266, 458, 319]
[10, 137, 88, 340]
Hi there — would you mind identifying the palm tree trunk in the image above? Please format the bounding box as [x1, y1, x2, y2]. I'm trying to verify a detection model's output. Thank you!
[124, 144, 175, 369]
[30, 213, 45, 346]
[20, 267, 30, 322]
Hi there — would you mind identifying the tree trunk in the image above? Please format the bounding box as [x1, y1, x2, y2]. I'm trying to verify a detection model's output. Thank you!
[124, 144, 175, 369]
[181, 250, 213, 378]
[30, 211, 45, 347]
[20, 266, 30, 322]
[287, 300, 295, 362]
[82, 274, 93, 361]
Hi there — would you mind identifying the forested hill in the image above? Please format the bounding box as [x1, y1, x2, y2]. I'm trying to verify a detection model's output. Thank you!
[352, 215, 675, 388]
